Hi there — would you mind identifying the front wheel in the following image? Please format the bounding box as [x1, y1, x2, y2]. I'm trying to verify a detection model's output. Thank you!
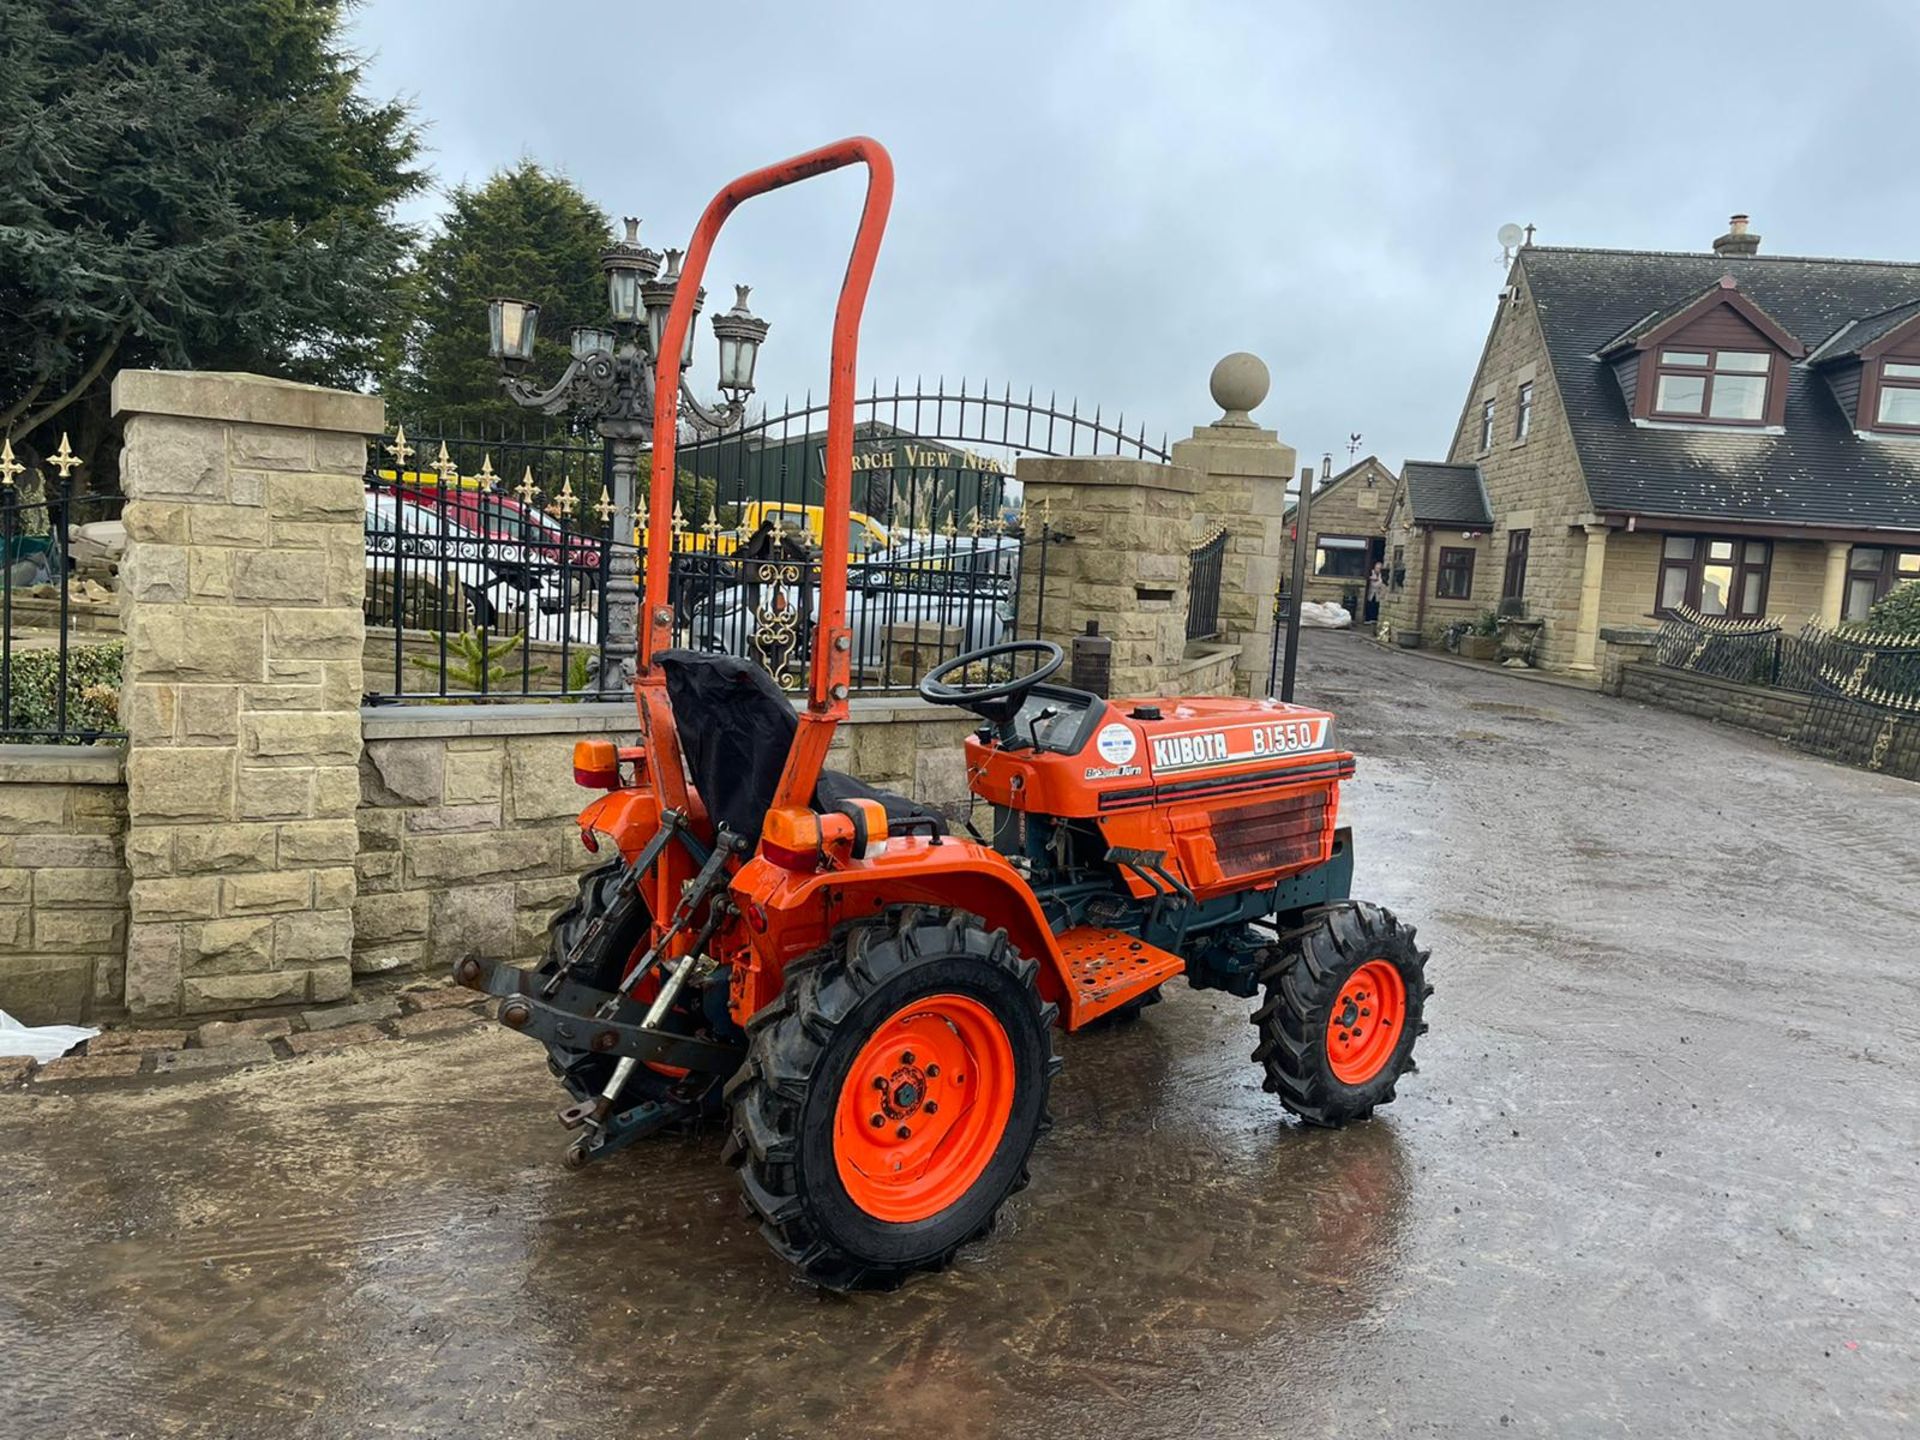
[723, 909, 1059, 1290]
[1251, 903, 1429, 1127]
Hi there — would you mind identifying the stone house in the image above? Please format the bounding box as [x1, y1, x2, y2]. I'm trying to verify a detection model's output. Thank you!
[1378, 461, 1495, 640]
[1281, 455, 1395, 610]
[1386, 216, 1920, 672]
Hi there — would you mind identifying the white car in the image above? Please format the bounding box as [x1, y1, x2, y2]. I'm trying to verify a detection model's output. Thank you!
[364, 493, 597, 646]
[685, 534, 1018, 673]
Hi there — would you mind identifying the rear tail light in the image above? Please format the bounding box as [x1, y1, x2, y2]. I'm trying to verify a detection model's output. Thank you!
[761, 807, 825, 872]
[760, 806, 869, 872]
[572, 738, 620, 789]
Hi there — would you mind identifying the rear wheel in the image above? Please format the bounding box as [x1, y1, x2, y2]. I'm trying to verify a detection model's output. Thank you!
[1251, 903, 1429, 1127]
[723, 908, 1059, 1290]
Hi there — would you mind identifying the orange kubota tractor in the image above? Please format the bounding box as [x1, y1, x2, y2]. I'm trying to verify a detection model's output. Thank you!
[455, 138, 1431, 1290]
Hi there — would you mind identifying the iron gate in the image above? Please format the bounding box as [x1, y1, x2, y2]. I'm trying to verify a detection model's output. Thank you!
[368, 381, 1168, 700]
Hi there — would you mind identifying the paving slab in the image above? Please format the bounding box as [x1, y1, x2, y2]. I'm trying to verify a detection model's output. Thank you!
[2, 632, 1916, 1438]
[300, 997, 400, 1032]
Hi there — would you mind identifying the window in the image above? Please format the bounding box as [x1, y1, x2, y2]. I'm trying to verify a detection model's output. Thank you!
[1875, 360, 1920, 429]
[1502, 529, 1530, 601]
[1314, 535, 1372, 579]
[1844, 545, 1920, 620]
[1436, 546, 1475, 600]
[1514, 382, 1534, 441]
[1655, 535, 1772, 617]
[1390, 544, 1406, 590]
[1651, 348, 1771, 423]
[1478, 398, 1495, 453]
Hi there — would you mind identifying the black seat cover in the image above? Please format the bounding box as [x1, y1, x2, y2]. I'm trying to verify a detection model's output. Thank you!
[657, 650, 946, 844]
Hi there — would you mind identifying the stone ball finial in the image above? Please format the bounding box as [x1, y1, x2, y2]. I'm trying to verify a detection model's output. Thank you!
[1209, 352, 1269, 427]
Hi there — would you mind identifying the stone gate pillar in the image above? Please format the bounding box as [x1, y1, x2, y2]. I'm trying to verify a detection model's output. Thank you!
[1171, 353, 1297, 694]
[1014, 456, 1200, 695]
[113, 372, 379, 1017]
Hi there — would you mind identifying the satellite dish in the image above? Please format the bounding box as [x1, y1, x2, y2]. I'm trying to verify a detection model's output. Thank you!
[1497, 222, 1525, 250]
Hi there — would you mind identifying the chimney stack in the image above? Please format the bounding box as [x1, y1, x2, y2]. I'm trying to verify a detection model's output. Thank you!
[1713, 213, 1761, 257]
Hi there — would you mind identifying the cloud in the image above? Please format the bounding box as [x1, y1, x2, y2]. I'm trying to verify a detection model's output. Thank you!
[347, 0, 1920, 473]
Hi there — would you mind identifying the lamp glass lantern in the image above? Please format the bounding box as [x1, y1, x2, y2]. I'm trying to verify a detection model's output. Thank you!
[570, 326, 614, 361]
[712, 285, 771, 396]
[489, 298, 540, 363]
[601, 216, 660, 328]
[643, 251, 704, 370]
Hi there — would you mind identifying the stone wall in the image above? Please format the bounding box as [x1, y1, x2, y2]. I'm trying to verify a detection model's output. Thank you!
[1015, 455, 1200, 696]
[354, 697, 980, 981]
[355, 703, 636, 979]
[1617, 662, 1813, 740]
[114, 371, 379, 1016]
[0, 747, 128, 1023]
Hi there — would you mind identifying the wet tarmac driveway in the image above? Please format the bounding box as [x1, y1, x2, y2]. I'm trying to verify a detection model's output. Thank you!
[4, 633, 1917, 1438]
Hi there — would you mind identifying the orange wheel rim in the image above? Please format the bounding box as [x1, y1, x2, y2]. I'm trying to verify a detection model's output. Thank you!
[1326, 960, 1407, 1086]
[834, 993, 1015, 1223]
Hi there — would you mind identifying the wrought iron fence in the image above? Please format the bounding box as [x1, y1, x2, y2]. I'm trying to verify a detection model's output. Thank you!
[1655, 606, 1920, 708]
[364, 414, 1064, 702]
[1653, 606, 1920, 777]
[1, 436, 125, 743]
[368, 386, 1164, 702]
[1186, 526, 1227, 642]
[1652, 609, 1784, 687]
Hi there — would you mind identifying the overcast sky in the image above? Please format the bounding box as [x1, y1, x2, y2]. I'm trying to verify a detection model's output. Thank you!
[345, 0, 1920, 475]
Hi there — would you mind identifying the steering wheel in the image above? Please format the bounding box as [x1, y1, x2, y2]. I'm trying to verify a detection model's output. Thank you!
[918, 640, 1065, 728]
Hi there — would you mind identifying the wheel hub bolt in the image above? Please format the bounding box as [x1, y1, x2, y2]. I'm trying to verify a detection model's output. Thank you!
[896, 1125, 911, 1139]
[902, 1051, 915, 1065]
[872, 1076, 887, 1090]
[924, 1101, 938, 1115]
[870, 1113, 884, 1127]
[925, 1064, 940, 1078]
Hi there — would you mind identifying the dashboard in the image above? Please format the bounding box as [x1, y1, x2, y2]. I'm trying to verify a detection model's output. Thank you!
[995, 683, 1106, 755]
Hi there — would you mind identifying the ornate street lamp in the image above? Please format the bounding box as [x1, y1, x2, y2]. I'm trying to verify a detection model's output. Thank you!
[488, 298, 540, 365]
[486, 216, 769, 692]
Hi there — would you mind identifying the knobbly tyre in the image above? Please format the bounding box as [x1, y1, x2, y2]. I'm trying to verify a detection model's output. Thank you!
[454, 136, 1432, 1290]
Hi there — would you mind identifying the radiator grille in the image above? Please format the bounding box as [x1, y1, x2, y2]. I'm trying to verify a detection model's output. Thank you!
[1210, 790, 1327, 876]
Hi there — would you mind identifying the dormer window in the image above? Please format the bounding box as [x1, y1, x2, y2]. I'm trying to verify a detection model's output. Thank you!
[1807, 299, 1920, 436]
[1875, 360, 1920, 429]
[1600, 276, 1803, 430]
[1652, 348, 1771, 423]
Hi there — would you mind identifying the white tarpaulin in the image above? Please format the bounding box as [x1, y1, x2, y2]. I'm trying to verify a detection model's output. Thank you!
[0, 1007, 97, 1064]
[1299, 601, 1353, 629]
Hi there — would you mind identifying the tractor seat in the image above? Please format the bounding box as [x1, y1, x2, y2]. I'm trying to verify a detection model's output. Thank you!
[658, 649, 946, 845]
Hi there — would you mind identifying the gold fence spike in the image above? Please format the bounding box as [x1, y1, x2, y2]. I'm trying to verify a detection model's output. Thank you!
[47, 432, 81, 479]
[554, 478, 577, 518]
[476, 454, 497, 485]
[0, 437, 20, 489]
[515, 466, 539, 505]
[433, 441, 458, 484]
[386, 425, 414, 469]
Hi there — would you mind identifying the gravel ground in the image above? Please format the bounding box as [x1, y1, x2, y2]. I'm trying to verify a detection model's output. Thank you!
[3, 631, 1916, 1439]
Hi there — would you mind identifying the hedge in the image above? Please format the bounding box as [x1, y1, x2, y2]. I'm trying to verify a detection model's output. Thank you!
[2, 641, 123, 742]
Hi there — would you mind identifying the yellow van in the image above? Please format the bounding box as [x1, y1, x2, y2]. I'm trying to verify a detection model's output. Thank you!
[642, 500, 894, 557]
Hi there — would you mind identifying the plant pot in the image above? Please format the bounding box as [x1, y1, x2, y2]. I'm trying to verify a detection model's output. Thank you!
[1458, 634, 1500, 661]
[1396, 630, 1423, 649]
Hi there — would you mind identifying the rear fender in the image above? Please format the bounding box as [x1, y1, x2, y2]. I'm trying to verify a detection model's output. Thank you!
[577, 788, 663, 863]
[727, 837, 1068, 1025]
